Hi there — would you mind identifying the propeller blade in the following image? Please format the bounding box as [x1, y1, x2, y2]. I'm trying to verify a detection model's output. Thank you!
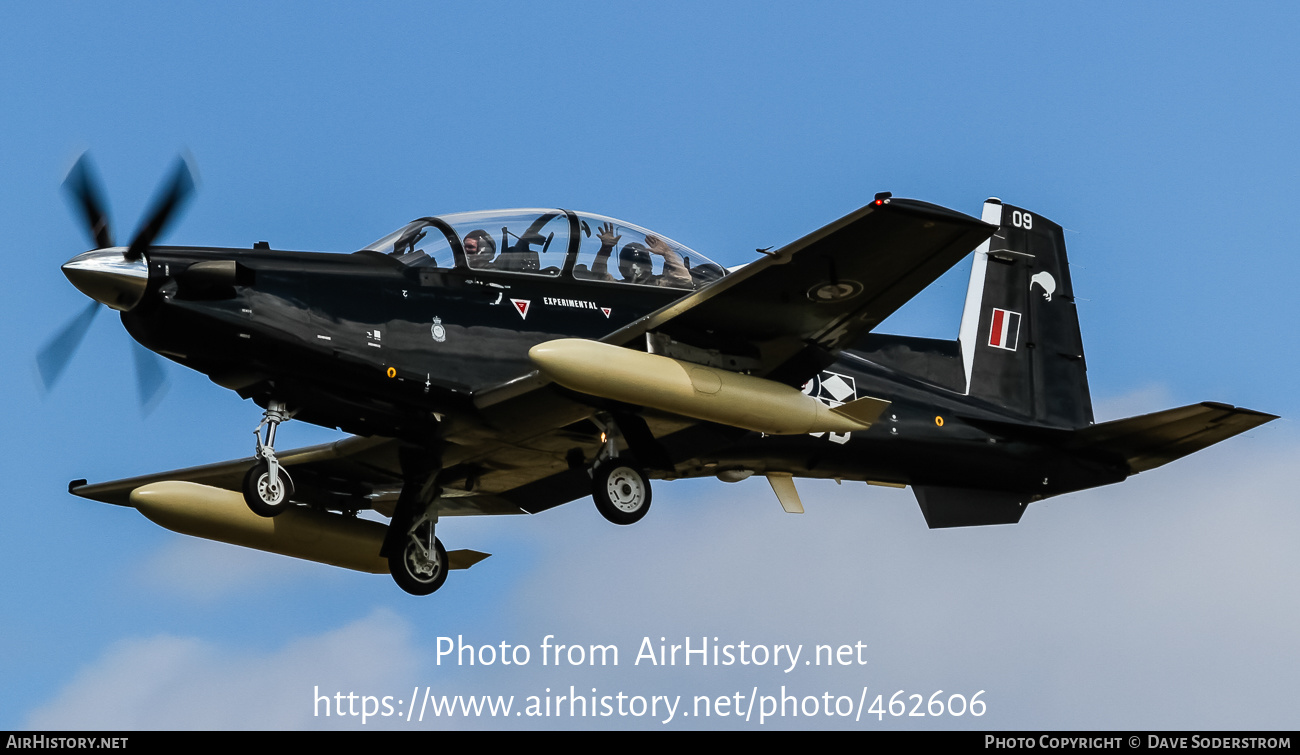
[132, 341, 169, 414]
[36, 300, 102, 390]
[62, 154, 115, 249]
[125, 155, 197, 261]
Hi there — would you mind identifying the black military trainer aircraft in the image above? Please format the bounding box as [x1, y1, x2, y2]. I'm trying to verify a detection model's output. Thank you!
[46, 154, 1275, 596]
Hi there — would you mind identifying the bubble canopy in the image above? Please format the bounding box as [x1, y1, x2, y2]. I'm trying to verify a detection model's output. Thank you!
[362, 209, 726, 290]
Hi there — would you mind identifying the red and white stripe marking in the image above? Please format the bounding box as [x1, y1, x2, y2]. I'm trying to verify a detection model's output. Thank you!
[988, 308, 1021, 351]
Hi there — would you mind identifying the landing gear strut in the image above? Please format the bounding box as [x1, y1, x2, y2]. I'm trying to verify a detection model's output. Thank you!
[382, 445, 449, 596]
[242, 400, 296, 517]
[589, 414, 652, 525]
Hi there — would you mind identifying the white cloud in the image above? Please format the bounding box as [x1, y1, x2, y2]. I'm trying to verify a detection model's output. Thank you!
[26, 609, 419, 730]
[26, 436, 1299, 730]
[500, 435, 1300, 729]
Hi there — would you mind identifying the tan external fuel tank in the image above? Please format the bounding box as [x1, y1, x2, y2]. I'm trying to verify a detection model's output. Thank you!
[528, 338, 889, 435]
[130, 481, 390, 573]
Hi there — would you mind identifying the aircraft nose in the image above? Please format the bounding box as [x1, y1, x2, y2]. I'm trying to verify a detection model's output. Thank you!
[61, 247, 149, 311]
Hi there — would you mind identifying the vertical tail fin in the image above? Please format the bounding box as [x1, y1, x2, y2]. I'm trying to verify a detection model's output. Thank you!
[957, 200, 1093, 428]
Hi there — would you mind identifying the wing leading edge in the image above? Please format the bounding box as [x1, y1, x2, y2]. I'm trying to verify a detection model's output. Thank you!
[68, 434, 530, 517]
[600, 197, 996, 386]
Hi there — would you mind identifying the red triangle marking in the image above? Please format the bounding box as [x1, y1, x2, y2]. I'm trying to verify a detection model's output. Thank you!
[601, 307, 611, 318]
[511, 299, 530, 319]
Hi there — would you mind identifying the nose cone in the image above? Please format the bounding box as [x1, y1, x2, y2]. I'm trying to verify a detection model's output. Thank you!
[61, 247, 149, 311]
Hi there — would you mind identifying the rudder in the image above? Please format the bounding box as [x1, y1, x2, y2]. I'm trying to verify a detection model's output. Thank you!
[956, 200, 1093, 428]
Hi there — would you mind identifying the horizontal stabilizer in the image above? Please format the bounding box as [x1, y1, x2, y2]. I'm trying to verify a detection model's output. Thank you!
[1072, 402, 1277, 473]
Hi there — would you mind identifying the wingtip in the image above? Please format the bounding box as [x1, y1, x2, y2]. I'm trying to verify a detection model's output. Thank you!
[1199, 401, 1281, 421]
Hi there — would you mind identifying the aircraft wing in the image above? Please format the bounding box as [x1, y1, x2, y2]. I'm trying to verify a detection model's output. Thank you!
[69, 388, 735, 519]
[69, 434, 535, 516]
[69, 436, 389, 508]
[602, 198, 995, 384]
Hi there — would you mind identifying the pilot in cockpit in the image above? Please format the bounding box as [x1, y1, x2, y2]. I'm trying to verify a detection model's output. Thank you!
[463, 229, 497, 269]
[576, 221, 621, 282]
[583, 222, 692, 288]
[618, 242, 653, 284]
[617, 239, 692, 287]
[644, 234, 692, 288]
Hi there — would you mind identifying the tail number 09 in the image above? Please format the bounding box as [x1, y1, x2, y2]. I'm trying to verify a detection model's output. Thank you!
[1010, 210, 1033, 229]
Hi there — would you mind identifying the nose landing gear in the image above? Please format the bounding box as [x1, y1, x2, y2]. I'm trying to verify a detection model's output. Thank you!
[242, 400, 296, 517]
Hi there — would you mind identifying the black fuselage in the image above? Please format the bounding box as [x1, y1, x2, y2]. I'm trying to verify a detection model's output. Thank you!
[123, 244, 1126, 507]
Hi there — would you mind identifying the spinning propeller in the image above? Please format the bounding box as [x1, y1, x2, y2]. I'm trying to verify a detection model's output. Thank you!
[37, 153, 197, 411]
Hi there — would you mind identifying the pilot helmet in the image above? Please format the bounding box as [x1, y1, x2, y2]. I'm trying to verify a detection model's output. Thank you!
[463, 229, 496, 262]
[690, 263, 725, 285]
[619, 242, 652, 282]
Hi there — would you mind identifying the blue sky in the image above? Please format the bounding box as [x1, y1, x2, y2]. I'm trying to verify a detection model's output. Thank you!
[2, 2, 1297, 730]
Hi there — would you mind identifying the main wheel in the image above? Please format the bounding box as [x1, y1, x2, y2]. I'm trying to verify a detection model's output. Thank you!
[242, 462, 294, 517]
[592, 460, 652, 525]
[389, 529, 448, 596]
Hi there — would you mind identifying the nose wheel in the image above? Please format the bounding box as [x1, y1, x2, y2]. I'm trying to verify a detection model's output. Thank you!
[592, 459, 652, 525]
[241, 400, 297, 517]
[242, 461, 294, 517]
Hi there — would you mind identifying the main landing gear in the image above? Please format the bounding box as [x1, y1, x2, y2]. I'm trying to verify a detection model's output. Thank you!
[382, 446, 450, 596]
[589, 415, 652, 525]
[242, 400, 296, 517]
[388, 511, 448, 596]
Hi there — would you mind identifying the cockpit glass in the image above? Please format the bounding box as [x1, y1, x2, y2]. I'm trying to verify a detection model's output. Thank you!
[365, 210, 726, 289]
[571, 212, 724, 290]
[439, 209, 568, 277]
[362, 220, 456, 268]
